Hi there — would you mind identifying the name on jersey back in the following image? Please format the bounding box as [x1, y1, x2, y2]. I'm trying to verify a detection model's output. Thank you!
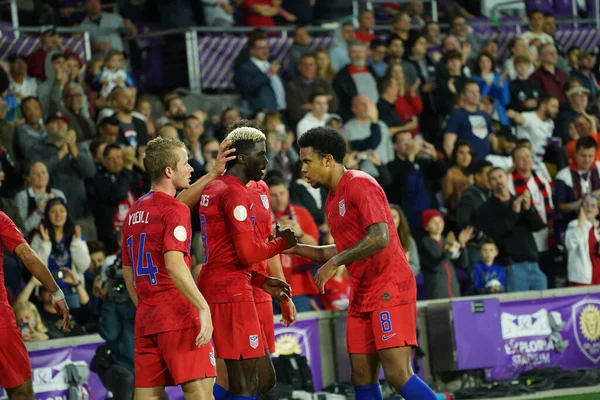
[128, 210, 149, 225]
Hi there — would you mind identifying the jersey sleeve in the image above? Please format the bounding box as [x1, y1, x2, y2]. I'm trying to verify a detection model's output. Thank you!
[162, 203, 192, 255]
[222, 186, 254, 235]
[0, 212, 26, 253]
[348, 177, 389, 230]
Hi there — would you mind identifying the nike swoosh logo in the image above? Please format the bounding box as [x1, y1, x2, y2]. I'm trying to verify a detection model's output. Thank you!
[382, 333, 396, 341]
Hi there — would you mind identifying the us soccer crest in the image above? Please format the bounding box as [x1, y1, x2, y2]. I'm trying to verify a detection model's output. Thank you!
[260, 194, 269, 210]
[573, 298, 600, 363]
[339, 199, 346, 216]
[249, 334, 259, 349]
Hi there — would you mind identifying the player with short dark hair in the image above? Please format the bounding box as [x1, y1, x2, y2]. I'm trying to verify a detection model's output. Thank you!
[0, 212, 69, 400]
[289, 126, 437, 400]
[198, 126, 297, 400]
[122, 137, 233, 399]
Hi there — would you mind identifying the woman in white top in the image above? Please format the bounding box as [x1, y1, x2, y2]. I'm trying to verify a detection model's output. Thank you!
[565, 194, 600, 286]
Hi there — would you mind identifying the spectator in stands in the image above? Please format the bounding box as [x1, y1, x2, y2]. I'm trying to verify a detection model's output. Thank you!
[343, 148, 393, 189]
[443, 141, 474, 228]
[443, 80, 494, 160]
[236, 33, 286, 113]
[477, 167, 547, 292]
[556, 82, 590, 143]
[0, 98, 16, 163]
[286, 54, 338, 128]
[97, 114, 120, 144]
[16, 276, 86, 337]
[386, 35, 418, 86]
[202, 0, 235, 27]
[472, 237, 506, 294]
[567, 47, 581, 73]
[473, 52, 510, 126]
[242, 0, 294, 29]
[321, 267, 350, 311]
[522, 9, 554, 46]
[368, 39, 388, 78]
[81, 0, 136, 58]
[388, 62, 423, 137]
[266, 171, 320, 312]
[15, 97, 46, 161]
[329, 22, 354, 72]
[390, 203, 420, 276]
[386, 132, 446, 236]
[439, 35, 472, 78]
[344, 95, 393, 177]
[53, 83, 96, 143]
[92, 144, 139, 253]
[354, 9, 376, 44]
[214, 107, 242, 141]
[8, 55, 38, 104]
[183, 115, 205, 166]
[26, 26, 80, 83]
[504, 38, 535, 80]
[509, 55, 542, 112]
[27, 113, 96, 238]
[571, 51, 599, 105]
[200, 137, 220, 175]
[289, 161, 328, 230]
[157, 125, 178, 139]
[424, 22, 443, 63]
[531, 44, 569, 104]
[565, 193, 600, 286]
[554, 136, 600, 223]
[112, 87, 148, 153]
[159, 94, 188, 135]
[450, 15, 481, 62]
[419, 210, 470, 299]
[333, 40, 378, 121]
[434, 50, 468, 119]
[30, 197, 91, 308]
[15, 161, 67, 236]
[95, 50, 135, 99]
[134, 97, 156, 140]
[296, 89, 332, 138]
[263, 112, 298, 183]
[85, 240, 106, 325]
[391, 12, 412, 44]
[377, 75, 419, 137]
[37, 53, 69, 118]
[315, 48, 336, 82]
[13, 300, 50, 342]
[507, 93, 559, 165]
[566, 114, 600, 162]
[282, 0, 313, 25]
[287, 26, 313, 76]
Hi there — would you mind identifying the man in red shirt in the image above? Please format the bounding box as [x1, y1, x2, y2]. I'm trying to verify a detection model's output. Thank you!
[26, 26, 81, 82]
[198, 126, 297, 400]
[0, 212, 69, 399]
[530, 44, 569, 104]
[290, 127, 437, 400]
[265, 170, 321, 312]
[355, 9, 376, 44]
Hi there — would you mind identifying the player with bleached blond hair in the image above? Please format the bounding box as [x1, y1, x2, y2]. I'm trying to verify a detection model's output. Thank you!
[197, 126, 298, 400]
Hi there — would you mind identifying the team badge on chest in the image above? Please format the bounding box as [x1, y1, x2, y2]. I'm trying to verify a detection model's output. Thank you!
[260, 194, 270, 210]
[339, 199, 346, 216]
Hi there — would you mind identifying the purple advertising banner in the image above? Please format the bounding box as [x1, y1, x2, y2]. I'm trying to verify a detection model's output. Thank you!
[1, 318, 322, 400]
[486, 293, 600, 380]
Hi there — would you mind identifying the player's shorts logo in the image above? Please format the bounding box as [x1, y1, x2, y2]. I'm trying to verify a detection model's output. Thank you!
[260, 194, 270, 210]
[209, 351, 216, 366]
[339, 200, 346, 217]
[249, 334, 259, 349]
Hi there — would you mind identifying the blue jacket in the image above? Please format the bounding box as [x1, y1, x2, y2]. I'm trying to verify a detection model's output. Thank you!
[472, 73, 511, 126]
[473, 260, 507, 293]
[235, 60, 278, 112]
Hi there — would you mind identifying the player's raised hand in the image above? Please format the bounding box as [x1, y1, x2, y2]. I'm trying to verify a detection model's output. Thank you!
[196, 307, 213, 347]
[280, 298, 297, 327]
[276, 224, 298, 249]
[212, 139, 237, 177]
[262, 277, 292, 302]
[54, 299, 70, 332]
[314, 258, 338, 294]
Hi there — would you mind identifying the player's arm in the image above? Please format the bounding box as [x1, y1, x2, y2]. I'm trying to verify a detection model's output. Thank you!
[164, 251, 210, 312]
[266, 255, 285, 281]
[176, 140, 236, 209]
[329, 222, 389, 267]
[122, 264, 138, 307]
[286, 244, 338, 263]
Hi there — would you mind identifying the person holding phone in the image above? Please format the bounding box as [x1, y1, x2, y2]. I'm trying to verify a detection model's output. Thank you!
[13, 300, 50, 342]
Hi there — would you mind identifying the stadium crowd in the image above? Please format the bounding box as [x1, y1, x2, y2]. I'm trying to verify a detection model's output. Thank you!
[1, 0, 600, 351]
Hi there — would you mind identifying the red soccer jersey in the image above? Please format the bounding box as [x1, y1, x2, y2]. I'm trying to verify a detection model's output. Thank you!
[0, 212, 27, 329]
[197, 175, 256, 303]
[248, 180, 273, 303]
[325, 170, 416, 314]
[121, 191, 198, 338]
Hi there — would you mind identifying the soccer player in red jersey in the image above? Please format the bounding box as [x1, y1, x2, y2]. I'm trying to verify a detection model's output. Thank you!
[122, 137, 230, 400]
[0, 212, 69, 400]
[198, 126, 297, 400]
[289, 127, 438, 400]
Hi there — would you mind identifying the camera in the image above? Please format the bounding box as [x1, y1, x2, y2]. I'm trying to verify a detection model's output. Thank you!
[105, 253, 129, 303]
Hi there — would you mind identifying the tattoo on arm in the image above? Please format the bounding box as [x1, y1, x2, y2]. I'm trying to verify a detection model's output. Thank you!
[332, 223, 389, 267]
[16, 244, 38, 269]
